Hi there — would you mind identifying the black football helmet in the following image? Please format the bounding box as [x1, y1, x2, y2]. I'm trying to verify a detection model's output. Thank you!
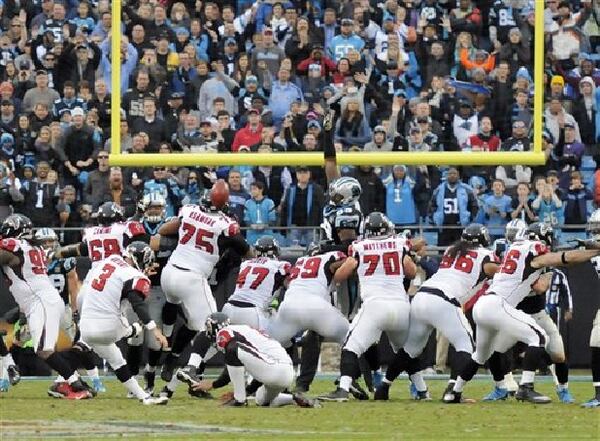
[200, 189, 229, 214]
[461, 223, 491, 247]
[124, 241, 155, 272]
[97, 202, 124, 225]
[525, 222, 554, 247]
[254, 236, 280, 257]
[0, 214, 33, 239]
[205, 312, 230, 340]
[364, 212, 395, 238]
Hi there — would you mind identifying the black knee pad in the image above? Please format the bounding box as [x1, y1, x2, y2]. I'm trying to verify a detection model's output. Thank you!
[148, 349, 162, 367]
[171, 325, 197, 355]
[115, 365, 132, 383]
[340, 350, 360, 379]
[452, 351, 475, 381]
[522, 346, 546, 372]
[364, 344, 380, 371]
[487, 352, 510, 382]
[191, 331, 212, 357]
[162, 302, 179, 326]
[460, 357, 480, 382]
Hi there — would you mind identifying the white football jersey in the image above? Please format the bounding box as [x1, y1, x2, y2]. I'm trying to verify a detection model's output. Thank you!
[229, 258, 290, 308]
[421, 246, 497, 305]
[82, 221, 146, 270]
[486, 239, 549, 307]
[168, 205, 241, 278]
[350, 235, 411, 301]
[216, 324, 291, 364]
[0, 238, 60, 311]
[80, 255, 150, 321]
[286, 251, 346, 300]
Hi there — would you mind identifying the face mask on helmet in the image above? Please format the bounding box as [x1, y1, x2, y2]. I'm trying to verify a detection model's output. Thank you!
[34, 228, 59, 251]
[328, 177, 362, 206]
[205, 312, 230, 341]
[0, 214, 33, 240]
[125, 242, 155, 272]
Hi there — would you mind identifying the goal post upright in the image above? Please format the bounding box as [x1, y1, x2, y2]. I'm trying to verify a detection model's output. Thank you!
[109, 0, 545, 167]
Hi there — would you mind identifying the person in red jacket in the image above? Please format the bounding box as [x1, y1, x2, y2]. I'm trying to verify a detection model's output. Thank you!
[466, 116, 501, 152]
[296, 46, 337, 78]
[231, 108, 263, 152]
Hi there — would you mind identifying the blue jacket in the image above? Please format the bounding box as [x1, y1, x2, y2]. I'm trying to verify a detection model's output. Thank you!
[244, 197, 276, 245]
[100, 40, 138, 94]
[386, 178, 417, 225]
[483, 193, 513, 235]
[189, 34, 211, 62]
[432, 182, 472, 226]
[269, 81, 304, 123]
[534, 199, 564, 228]
[328, 34, 365, 61]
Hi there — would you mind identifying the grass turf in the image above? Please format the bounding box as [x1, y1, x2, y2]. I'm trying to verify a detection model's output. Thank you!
[0, 378, 598, 440]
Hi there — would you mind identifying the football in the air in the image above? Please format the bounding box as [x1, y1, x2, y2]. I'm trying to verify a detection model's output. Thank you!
[211, 179, 230, 209]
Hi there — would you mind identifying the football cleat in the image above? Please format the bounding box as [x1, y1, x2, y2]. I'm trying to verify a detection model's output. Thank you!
[414, 390, 431, 401]
[141, 395, 169, 405]
[222, 397, 247, 407]
[442, 382, 454, 401]
[91, 378, 106, 393]
[48, 382, 71, 398]
[515, 384, 551, 404]
[0, 378, 9, 392]
[374, 383, 390, 401]
[443, 390, 463, 404]
[160, 354, 178, 382]
[349, 380, 369, 400]
[176, 365, 199, 386]
[482, 387, 509, 401]
[7, 365, 20, 385]
[292, 393, 322, 408]
[556, 387, 575, 403]
[318, 387, 349, 402]
[66, 389, 94, 400]
[70, 379, 96, 397]
[581, 398, 600, 408]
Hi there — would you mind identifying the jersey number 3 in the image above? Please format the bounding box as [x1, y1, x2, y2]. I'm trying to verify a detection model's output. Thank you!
[91, 263, 116, 291]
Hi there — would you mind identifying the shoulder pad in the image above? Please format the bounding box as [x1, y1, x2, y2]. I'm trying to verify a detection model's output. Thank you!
[132, 276, 151, 297]
[126, 221, 146, 237]
[0, 238, 20, 253]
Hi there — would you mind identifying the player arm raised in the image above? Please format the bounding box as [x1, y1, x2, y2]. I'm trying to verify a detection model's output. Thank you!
[531, 249, 600, 269]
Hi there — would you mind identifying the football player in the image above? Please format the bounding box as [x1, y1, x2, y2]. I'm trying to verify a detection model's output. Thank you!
[0, 214, 92, 399]
[320, 213, 417, 402]
[36, 228, 106, 394]
[0, 330, 19, 392]
[222, 236, 290, 330]
[190, 313, 320, 408]
[153, 180, 251, 398]
[78, 241, 168, 405]
[125, 193, 170, 395]
[581, 209, 600, 408]
[375, 224, 499, 401]
[266, 243, 351, 348]
[445, 223, 600, 404]
[53, 202, 148, 277]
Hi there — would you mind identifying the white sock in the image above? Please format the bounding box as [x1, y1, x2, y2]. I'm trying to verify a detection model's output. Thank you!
[339, 375, 352, 392]
[67, 374, 79, 384]
[166, 376, 179, 392]
[557, 382, 568, 390]
[453, 377, 467, 393]
[549, 364, 559, 386]
[162, 324, 174, 338]
[270, 392, 294, 407]
[188, 353, 202, 368]
[87, 368, 99, 379]
[410, 373, 427, 392]
[495, 379, 507, 389]
[55, 375, 65, 384]
[520, 370, 535, 385]
[124, 378, 147, 400]
[227, 365, 247, 402]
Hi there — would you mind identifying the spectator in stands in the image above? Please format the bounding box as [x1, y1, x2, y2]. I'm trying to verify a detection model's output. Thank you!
[0, 163, 23, 221]
[131, 97, 168, 152]
[466, 116, 501, 152]
[22, 70, 60, 113]
[430, 167, 478, 246]
[280, 166, 324, 246]
[334, 96, 371, 148]
[545, 97, 581, 144]
[60, 107, 96, 191]
[95, 167, 137, 218]
[269, 68, 304, 126]
[83, 151, 109, 205]
[453, 100, 478, 149]
[20, 160, 60, 227]
[557, 122, 585, 190]
[143, 167, 184, 218]
[511, 182, 537, 223]
[232, 108, 263, 153]
[227, 169, 250, 226]
[328, 18, 364, 62]
[386, 165, 417, 225]
[564, 171, 592, 228]
[532, 181, 564, 229]
[244, 180, 277, 246]
[483, 178, 513, 239]
[572, 76, 596, 148]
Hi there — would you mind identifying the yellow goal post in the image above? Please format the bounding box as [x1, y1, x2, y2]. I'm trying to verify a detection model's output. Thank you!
[109, 0, 545, 167]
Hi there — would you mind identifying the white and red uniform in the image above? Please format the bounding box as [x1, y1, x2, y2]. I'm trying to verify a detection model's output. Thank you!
[161, 205, 243, 331]
[223, 257, 290, 330]
[81, 221, 146, 272]
[267, 251, 349, 346]
[344, 236, 412, 355]
[0, 238, 64, 351]
[79, 255, 151, 370]
[405, 246, 496, 358]
[217, 324, 294, 406]
[471, 240, 550, 365]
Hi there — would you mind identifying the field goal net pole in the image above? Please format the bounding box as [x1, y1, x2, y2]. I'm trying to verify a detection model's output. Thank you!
[109, 0, 544, 167]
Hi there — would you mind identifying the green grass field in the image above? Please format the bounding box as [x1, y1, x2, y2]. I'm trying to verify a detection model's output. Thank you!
[0, 378, 598, 440]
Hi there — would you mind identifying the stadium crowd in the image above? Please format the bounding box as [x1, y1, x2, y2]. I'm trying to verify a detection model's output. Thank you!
[0, 0, 599, 245]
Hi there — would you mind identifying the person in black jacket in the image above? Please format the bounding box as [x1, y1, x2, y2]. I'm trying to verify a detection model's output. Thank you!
[60, 107, 97, 192]
[352, 166, 385, 215]
[20, 160, 60, 226]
